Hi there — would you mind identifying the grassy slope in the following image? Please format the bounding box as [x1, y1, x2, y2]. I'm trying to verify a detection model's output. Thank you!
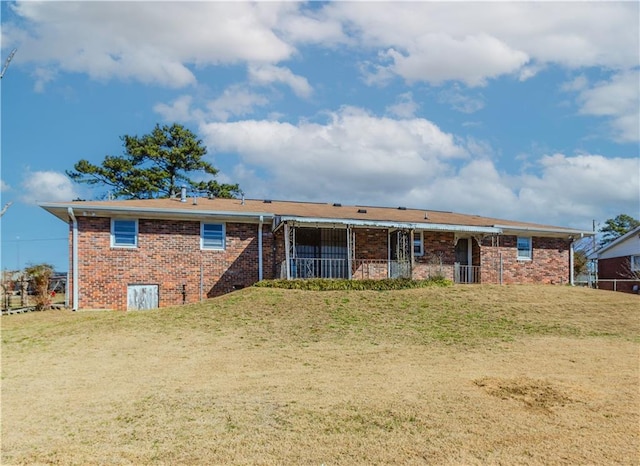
[2, 285, 639, 465]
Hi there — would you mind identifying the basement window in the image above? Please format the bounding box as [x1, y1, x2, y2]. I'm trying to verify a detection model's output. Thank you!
[111, 219, 138, 248]
[517, 236, 532, 260]
[201, 223, 225, 250]
[413, 231, 424, 256]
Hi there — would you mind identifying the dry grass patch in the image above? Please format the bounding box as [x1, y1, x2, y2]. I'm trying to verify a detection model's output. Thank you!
[2, 285, 638, 465]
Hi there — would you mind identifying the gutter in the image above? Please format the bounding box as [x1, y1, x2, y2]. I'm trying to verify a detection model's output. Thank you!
[39, 202, 274, 222]
[67, 207, 78, 311]
[492, 224, 593, 237]
[274, 216, 502, 235]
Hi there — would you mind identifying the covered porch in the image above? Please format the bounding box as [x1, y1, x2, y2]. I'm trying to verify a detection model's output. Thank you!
[274, 218, 492, 283]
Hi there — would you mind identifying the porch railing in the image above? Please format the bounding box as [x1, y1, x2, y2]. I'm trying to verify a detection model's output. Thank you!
[278, 259, 482, 282]
[282, 258, 350, 279]
[454, 264, 481, 284]
[280, 258, 412, 280]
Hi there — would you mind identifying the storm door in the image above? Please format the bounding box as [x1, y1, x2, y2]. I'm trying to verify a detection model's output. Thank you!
[455, 238, 472, 283]
[389, 230, 411, 278]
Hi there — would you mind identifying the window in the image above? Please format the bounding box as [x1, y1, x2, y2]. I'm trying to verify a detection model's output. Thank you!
[517, 236, 532, 260]
[201, 223, 225, 250]
[631, 255, 640, 271]
[413, 231, 424, 256]
[111, 219, 138, 247]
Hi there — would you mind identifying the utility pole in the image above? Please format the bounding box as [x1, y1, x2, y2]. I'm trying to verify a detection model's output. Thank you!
[0, 49, 17, 80]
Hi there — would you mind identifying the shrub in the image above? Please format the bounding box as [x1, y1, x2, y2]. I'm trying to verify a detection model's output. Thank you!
[24, 263, 54, 311]
[254, 277, 452, 291]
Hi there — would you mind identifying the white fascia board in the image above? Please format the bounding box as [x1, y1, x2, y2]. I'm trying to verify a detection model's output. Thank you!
[492, 224, 593, 237]
[277, 216, 501, 234]
[39, 202, 274, 223]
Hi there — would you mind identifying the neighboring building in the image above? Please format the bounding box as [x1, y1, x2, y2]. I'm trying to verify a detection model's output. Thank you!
[40, 196, 591, 310]
[589, 226, 640, 293]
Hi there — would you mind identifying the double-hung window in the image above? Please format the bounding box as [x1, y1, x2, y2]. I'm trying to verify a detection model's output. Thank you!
[413, 231, 424, 257]
[517, 236, 532, 260]
[201, 223, 225, 250]
[111, 219, 138, 248]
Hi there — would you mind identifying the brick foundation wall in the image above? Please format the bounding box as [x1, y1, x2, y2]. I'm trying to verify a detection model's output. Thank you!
[480, 235, 571, 285]
[72, 217, 270, 310]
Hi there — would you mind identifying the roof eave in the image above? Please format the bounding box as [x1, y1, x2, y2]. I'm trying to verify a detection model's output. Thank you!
[276, 216, 502, 234]
[39, 202, 274, 223]
[492, 224, 593, 238]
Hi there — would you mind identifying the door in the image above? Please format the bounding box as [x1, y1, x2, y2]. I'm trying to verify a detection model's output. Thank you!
[455, 238, 471, 283]
[127, 284, 159, 310]
[389, 230, 411, 278]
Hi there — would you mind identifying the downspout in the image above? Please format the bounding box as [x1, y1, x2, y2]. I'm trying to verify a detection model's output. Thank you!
[569, 237, 575, 286]
[67, 207, 78, 311]
[258, 216, 264, 281]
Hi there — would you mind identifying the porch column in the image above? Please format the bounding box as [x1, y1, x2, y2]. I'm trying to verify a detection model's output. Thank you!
[346, 226, 353, 279]
[284, 222, 291, 280]
[410, 229, 415, 279]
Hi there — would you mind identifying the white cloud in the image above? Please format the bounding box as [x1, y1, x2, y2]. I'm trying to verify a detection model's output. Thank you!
[154, 95, 202, 123]
[20, 171, 78, 204]
[438, 85, 485, 114]
[0, 179, 10, 192]
[386, 92, 418, 118]
[9, 2, 637, 92]
[575, 71, 640, 143]
[200, 106, 467, 201]
[199, 106, 637, 228]
[206, 86, 270, 122]
[5, 1, 297, 89]
[384, 33, 529, 87]
[248, 64, 313, 98]
[154, 87, 270, 124]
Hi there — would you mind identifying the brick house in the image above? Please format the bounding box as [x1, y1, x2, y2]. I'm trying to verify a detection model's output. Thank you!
[40, 196, 591, 310]
[589, 226, 640, 293]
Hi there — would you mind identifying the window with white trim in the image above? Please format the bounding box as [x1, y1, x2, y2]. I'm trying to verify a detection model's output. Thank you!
[413, 231, 424, 256]
[517, 236, 532, 260]
[111, 219, 138, 247]
[201, 223, 225, 250]
[631, 255, 640, 271]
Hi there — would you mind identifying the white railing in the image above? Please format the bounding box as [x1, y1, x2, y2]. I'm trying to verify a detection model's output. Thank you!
[454, 264, 481, 284]
[280, 258, 413, 280]
[284, 258, 349, 279]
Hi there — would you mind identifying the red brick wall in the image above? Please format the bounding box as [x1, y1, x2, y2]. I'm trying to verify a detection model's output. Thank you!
[413, 232, 456, 280]
[72, 217, 270, 310]
[352, 229, 388, 279]
[480, 235, 571, 285]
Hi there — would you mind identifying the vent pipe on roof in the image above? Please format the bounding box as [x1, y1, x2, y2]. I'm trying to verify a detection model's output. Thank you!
[180, 186, 187, 203]
[241, 195, 245, 205]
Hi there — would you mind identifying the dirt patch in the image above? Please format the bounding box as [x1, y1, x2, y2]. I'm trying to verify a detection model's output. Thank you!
[475, 376, 572, 413]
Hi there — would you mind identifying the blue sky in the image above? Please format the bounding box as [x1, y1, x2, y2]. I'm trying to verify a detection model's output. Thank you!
[1, 1, 639, 272]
